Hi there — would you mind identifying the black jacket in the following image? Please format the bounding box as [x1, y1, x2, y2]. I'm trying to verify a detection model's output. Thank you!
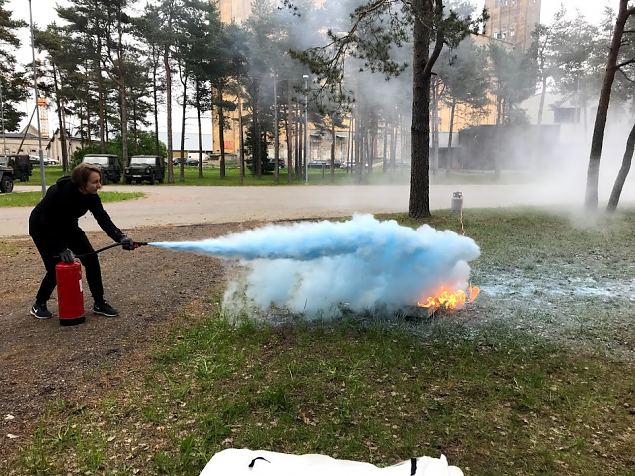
[29, 176, 124, 252]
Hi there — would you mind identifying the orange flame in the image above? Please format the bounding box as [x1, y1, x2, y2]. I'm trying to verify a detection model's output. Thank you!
[417, 285, 480, 312]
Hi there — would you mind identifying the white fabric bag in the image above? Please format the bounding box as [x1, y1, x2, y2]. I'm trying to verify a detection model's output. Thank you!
[200, 448, 463, 476]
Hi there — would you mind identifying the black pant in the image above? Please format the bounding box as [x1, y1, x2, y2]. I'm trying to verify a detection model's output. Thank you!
[31, 230, 104, 305]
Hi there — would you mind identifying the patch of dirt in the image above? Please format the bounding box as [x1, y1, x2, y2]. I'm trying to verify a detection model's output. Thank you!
[0, 221, 259, 467]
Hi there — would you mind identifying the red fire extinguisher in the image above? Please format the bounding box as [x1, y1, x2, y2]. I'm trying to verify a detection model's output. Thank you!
[55, 261, 86, 326]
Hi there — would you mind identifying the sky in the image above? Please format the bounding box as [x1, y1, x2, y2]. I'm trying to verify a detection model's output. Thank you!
[4, 0, 626, 136]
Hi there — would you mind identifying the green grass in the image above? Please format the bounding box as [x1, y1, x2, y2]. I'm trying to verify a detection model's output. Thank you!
[0, 191, 144, 207]
[16, 317, 634, 475]
[8, 209, 635, 475]
[33, 165, 536, 187]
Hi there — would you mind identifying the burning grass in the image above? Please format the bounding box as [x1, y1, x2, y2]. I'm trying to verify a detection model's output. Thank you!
[7, 207, 635, 475]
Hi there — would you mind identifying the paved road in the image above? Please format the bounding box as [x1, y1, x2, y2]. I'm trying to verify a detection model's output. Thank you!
[2, 181, 634, 237]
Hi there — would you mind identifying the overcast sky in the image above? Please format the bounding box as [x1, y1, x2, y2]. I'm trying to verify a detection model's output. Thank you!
[5, 0, 625, 135]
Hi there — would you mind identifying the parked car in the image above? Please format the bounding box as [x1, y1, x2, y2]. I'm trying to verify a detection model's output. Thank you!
[0, 154, 32, 181]
[82, 153, 122, 184]
[0, 162, 14, 193]
[173, 157, 199, 166]
[266, 159, 286, 170]
[309, 160, 342, 169]
[124, 155, 165, 184]
[28, 154, 56, 166]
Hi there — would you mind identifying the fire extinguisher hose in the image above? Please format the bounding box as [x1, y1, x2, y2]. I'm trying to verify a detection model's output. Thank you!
[54, 241, 148, 259]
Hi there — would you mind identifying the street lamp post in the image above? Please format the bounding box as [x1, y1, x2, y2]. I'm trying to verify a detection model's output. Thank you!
[28, 0, 46, 197]
[303, 74, 309, 184]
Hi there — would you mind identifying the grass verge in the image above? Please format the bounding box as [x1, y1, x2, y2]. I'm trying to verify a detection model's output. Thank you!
[15, 315, 634, 475]
[8, 208, 635, 475]
[0, 191, 144, 208]
[35, 166, 536, 187]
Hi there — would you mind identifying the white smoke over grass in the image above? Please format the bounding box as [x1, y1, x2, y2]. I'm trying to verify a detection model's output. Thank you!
[151, 215, 480, 320]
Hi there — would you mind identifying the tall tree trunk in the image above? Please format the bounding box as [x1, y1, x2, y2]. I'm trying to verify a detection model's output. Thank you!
[164, 47, 174, 184]
[607, 122, 635, 212]
[446, 97, 456, 174]
[86, 82, 93, 146]
[390, 118, 397, 170]
[295, 104, 301, 178]
[117, 23, 128, 170]
[284, 84, 293, 182]
[218, 85, 226, 178]
[152, 45, 160, 156]
[132, 94, 138, 152]
[61, 101, 70, 171]
[274, 78, 279, 184]
[409, 0, 442, 218]
[585, 0, 631, 209]
[330, 121, 336, 182]
[346, 114, 353, 174]
[253, 87, 261, 177]
[238, 97, 245, 185]
[537, 74, 547, 125]
[97, 35, 106, 153]
[431, 80, 439, 174]
[196, 79, 203, 179]
[179, 70, 188, 182]
[382, 116, 388, 173]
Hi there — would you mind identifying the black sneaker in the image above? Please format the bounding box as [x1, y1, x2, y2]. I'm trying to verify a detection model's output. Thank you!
[93, 301, 119, 317]
[30, 302, 53, 320]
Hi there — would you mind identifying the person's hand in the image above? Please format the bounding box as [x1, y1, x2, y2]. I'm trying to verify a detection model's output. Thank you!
[120, 235, 135, 251]
[59, 249, 75, 263]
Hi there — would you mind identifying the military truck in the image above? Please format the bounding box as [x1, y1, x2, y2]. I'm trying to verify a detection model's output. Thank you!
[124, 155, 165, 184]
[0, 154, 33, 181]
[81, 154, 121, 184]
[0, 163, 14, 193]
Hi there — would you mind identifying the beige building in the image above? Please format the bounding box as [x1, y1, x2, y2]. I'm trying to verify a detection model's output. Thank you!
[437, 0, 542, 135]
[218, 0, 252, 24]
[46, 129, 83, 164]
[1, 125, 44, 156]
[483, 0, 542, 52]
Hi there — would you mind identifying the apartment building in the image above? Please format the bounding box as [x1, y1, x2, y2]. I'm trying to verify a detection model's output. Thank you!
[483, 0, 542, 52]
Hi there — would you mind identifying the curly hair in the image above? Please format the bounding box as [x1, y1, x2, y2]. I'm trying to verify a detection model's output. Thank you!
[70, 163, 102, 190]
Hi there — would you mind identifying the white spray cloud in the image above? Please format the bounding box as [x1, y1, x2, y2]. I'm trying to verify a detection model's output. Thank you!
[150, 215, 480, 318]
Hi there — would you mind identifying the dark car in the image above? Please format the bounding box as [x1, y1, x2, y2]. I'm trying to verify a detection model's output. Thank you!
[266, 159, 286, 171]
[0, 154, 32, 182]
[173, 157, 200, 166]
[124, 155, 165, 184]
[0, 163, 14, 193]
[82, 154, 122, 184]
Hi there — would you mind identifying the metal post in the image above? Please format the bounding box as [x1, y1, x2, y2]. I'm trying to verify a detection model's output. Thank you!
[303, 74, 309, 184]
[29, 0, 46, 197]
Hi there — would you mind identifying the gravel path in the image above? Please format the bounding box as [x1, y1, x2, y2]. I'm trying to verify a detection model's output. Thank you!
[4, 181, 634, 237]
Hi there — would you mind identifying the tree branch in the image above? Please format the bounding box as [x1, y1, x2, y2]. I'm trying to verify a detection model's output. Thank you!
[616, 57, 635, 69]
[423, 0, 444, 77]
[617, 66, 635, 84]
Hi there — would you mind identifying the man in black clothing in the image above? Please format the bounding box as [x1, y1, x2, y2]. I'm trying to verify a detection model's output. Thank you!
[29, 163, 136, 319]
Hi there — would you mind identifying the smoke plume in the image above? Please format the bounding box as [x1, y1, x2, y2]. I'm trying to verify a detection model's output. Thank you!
[150, 215, 480, 319]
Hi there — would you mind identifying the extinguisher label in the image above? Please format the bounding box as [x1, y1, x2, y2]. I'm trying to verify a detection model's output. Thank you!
[79, 279, 83, 293]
